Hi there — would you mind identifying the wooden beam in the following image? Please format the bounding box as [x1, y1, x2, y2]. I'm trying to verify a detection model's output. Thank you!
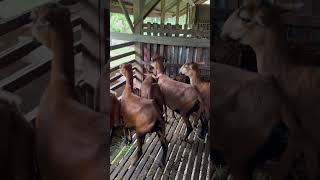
[110, 32, 210, 47]
[118, 0, 134, 32]
[133, 0, 161, 27]
[182, 0, 195, 6]
[186, 3, 189, 25]
[165, 1, 179, 12]
[176, 0, 180, 24]
[133, 0, 144, 81]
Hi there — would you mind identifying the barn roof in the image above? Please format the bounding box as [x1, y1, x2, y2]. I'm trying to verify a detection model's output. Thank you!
[110, 0, 209, 17]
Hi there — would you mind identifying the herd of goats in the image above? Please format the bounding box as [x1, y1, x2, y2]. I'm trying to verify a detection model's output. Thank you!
[1, 0, 320, 180]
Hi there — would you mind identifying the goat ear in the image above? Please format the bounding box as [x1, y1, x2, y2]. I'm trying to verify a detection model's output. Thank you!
[254, 7, 272, 26]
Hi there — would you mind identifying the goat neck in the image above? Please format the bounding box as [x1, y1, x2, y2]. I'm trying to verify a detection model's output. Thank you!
[123, 73, 134, 96]
[49, 24, 75, 98]
[253, 24, 291, 79]
[189, 70, 201, 86]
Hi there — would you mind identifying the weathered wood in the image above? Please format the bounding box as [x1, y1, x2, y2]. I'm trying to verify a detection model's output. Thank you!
[159, 119, 185, 180]
[143, 22, 209, 39]
[176, 0, 180, 24]
[133, 0, 161, 28]
[110, 41, 135, 50]
[110, 32, 210, 47]
[110, 51, 135, 61]
[161, 0, 166, 24]
[118, 0, 134, 32]
[0, 43, 81, 91]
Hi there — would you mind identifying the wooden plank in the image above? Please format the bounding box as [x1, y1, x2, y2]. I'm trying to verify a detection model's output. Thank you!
[158, 118, 185, 180]
[24, 106, 38, 123]
[128, 120, 175, 180]
[0, 19, 81, 68]
[118, 117, 177, 180]
[118, 0, 134, 32]
[110, 135, 139, 179]
[186, 129, 200, 180]
[0, 43, 81, 91]
[165, 1, 179, 12]
[134, 0, 161, 27]
[110, 78, 126, 91]
[168, 126, 187, 179]
[0, 39, 40, 68]
[110, 73, 122, 83]
[161, 0, 166, 24]
[110, 41, 134, 50]
[0, 4, 82, 36]
[144, 118, 180, 179]
[200, 137, 210, 180]
[110, 51, 135, 61]
[196, 48, 202, 62]
[192, 138, 205, 179]
[111, 32, 210, 47]
[176, 0, 180, 25]
[174, 128, 197, 180]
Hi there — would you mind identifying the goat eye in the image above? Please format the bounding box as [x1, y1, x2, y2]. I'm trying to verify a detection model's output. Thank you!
[241, 17, 252, 23]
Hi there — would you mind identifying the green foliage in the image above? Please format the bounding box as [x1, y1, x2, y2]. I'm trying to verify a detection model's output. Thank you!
[110, 13, 188, 33]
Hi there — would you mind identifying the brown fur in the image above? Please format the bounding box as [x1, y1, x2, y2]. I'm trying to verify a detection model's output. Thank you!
[151, 55, 205, 140]
[119, 63, 168, 166]
[212, 62, 302, 180]
[179, 62, 210, 126]
[222, 1, 320, 179]
[0, 91, 36, 180]
[141, 73, 168, 122]
[32, 3, 107, 180]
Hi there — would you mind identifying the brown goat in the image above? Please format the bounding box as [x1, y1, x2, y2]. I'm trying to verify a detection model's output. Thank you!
[141, 73, 168, 122]
[179, 62, 210, 128]
[222, 0, 320, 179]
[151, 55, 206, 139]
[119, 63, 168, 166]
[32, 4, 107, 180]
[0, 91, 36, 180]
[212, 62, 302, 180]
[94, 64, 122, 139]
[170, 74, 190, 119]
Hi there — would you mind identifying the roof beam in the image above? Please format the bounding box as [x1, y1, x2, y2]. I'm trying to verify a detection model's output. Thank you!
[117, 0, 134, 32]
[133, 0, 161, 27]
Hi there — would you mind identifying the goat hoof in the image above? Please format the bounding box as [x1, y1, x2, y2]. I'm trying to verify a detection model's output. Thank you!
[159, 161, 165, 168]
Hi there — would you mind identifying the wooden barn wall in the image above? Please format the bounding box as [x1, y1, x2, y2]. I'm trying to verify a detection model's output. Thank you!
[79, 0, 102, 109]
[141, 24, 210, 77]
[80, 0, 109, 178]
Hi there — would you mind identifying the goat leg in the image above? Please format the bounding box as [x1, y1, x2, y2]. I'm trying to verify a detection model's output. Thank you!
[172, 109, 176, 119]
[133, 134, 144, 166]
[157, 130, 168, 168]
[123, 128, 132, 145]
[182, 115, 193, 141]
[199, 115, 208, 139]
[163, 105, 168, 123]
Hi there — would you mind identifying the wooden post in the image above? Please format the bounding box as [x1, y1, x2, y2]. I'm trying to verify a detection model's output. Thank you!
[186, 3, 189, 27]
[176, 0, 180, 25]
[133, 0, 144, 81]
[118, 0, 134, 33]
[161, 0, 165, 24]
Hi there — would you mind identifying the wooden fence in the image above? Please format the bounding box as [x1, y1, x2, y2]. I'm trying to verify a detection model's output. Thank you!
[110, 31, 210, 95]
